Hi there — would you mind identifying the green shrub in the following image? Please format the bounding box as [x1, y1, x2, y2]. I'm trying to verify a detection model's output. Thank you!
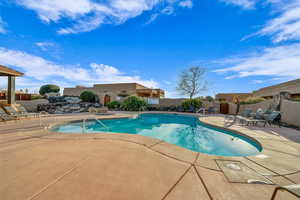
[39, 84, 60, 95]
[107, 101, 121, 109]
[122, 96, 148, 111]
[205, 96, 214, 102]
[80, 91, 97, 102]
[291, 98, 300, 102]
[181, 98, 203, 111]
[31, 95, 43, 100]
[240, 97, 265, 105]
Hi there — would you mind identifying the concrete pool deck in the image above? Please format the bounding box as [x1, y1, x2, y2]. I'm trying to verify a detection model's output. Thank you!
[1, 112, 300, 200]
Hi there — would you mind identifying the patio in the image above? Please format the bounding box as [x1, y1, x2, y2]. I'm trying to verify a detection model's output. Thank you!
[1, 113, 300, 200]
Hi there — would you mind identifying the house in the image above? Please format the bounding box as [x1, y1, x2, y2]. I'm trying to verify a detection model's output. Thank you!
[215, 93, 252, 102]
[252, 78, 300, 99]
[215, 78, 300, 102]
[63, 83, 165, 105]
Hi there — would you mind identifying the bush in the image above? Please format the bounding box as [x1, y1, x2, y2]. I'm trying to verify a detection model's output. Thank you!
[39, 84, 60, 95]
[107, 101, 121, 110]
[240, 97, 265, 105]
[122, 96, 148, 111]
[291, 98, 300, 102]
[31, 95, 44, 100]
[80, 91, 97, 102]
[205, 96, 214, 102]
[181, 98, 203, 112]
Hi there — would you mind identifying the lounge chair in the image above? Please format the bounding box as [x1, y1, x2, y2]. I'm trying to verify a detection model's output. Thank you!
[235, 109, 266, 126]
[89, 106, 109, 115]
[15, 104, 40, 118]
[96, 107, 109, 115]
[236, 116, 266, 126]
[0, 107, 19, 121]
[238, 110, 281, 127]
[271, 184, 300, 200]
[263, 111, 281, 127]
[3, 105, 28, 118]
[241, 109, 253, 117]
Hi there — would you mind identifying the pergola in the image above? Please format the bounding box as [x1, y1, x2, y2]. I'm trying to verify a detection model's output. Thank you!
[0, 65, 24, 104]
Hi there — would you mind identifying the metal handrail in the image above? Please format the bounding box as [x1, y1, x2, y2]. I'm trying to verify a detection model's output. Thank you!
[82, 119, 86, 133]
[94, 118, 110, 131]
[39, 114, 57, 130]
[39, 115, 50, 130]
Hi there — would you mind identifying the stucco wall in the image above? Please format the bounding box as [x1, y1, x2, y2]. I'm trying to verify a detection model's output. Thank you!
[228, 103, 237, 115]
[17, 99, 49, 112]
[155, 98, 187, 107]
[155, 99, 217, 109]
[239, 99, 274, 114]
[63, 87, 137, 104]
[253, 78, 300, 97]
[281, 99, 300, 126]
[63, 88, 94, 97]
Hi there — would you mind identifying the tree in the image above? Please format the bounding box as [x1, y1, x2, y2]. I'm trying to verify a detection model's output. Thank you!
[80, 91, 97, 102]
[176, 66, 208, 99]
[205, 96, 214, 102]
[234, 96, 240, 115]
[181, 98, 203, 112]
[39, 84, 60, 95]
[121, 96, 148, 111]
[107, 101, 121, 110]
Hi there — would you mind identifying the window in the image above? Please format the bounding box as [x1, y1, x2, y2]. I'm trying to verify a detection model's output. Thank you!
[144, 98, 159, 104]
[116, 95, 126, 101]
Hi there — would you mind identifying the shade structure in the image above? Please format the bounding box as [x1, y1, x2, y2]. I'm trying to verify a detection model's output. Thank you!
[0, 65, 24, 104]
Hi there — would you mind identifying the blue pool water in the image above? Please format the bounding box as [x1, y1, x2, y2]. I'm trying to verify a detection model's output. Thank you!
[52, 113, 262, 156]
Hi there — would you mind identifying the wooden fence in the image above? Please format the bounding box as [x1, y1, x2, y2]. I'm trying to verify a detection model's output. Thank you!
[0, 92, 32, 101]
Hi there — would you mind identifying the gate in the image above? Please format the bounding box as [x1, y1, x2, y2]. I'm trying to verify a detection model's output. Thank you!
[220, 103, 229, 114]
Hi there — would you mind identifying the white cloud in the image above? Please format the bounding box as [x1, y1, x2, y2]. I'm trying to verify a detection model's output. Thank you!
[89, 63, 158, 88]
[219, 0, 256, 9]
[214, 43, 300, 80]
[145, 13, 160, 24]
[57, 14, 105, 35]
[16, 0, 95, 22]
[0, 17, 6, 33]
[15, 0, 193, 34]
[178, 0, 193, 8]
[146, 1, 193, 25]
[257, 0, 300, 43]
[0, 47, 159, 90]
[252, 80, 265, 84]
[35, 42, 55, 51]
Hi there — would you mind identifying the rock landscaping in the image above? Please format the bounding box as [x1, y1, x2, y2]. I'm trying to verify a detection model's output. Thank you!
[37, 96, 101, 114]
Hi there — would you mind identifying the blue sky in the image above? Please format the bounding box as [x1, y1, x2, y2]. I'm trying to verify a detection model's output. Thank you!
[0, 0, 300, 97]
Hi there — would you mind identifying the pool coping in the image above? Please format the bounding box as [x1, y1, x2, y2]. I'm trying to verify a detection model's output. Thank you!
[44, 111, 300, 177]
[48, 112, 263, 155]
[3, 112, 300, 200]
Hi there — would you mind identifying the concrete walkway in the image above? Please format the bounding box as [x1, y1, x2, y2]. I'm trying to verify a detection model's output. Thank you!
[1, 113, 300, 200]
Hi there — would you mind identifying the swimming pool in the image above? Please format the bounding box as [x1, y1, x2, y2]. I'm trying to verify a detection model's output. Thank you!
[51, 113, 262, 156]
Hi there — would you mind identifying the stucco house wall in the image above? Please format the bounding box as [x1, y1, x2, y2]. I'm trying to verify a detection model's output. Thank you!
[156, 98, 187, 107]
[228, 103, 237, 115]
[253, 78, 300, 98]
[281, 99, 300, 126]
[63, 83, 164, 105]
[239, 99, 275, 114]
